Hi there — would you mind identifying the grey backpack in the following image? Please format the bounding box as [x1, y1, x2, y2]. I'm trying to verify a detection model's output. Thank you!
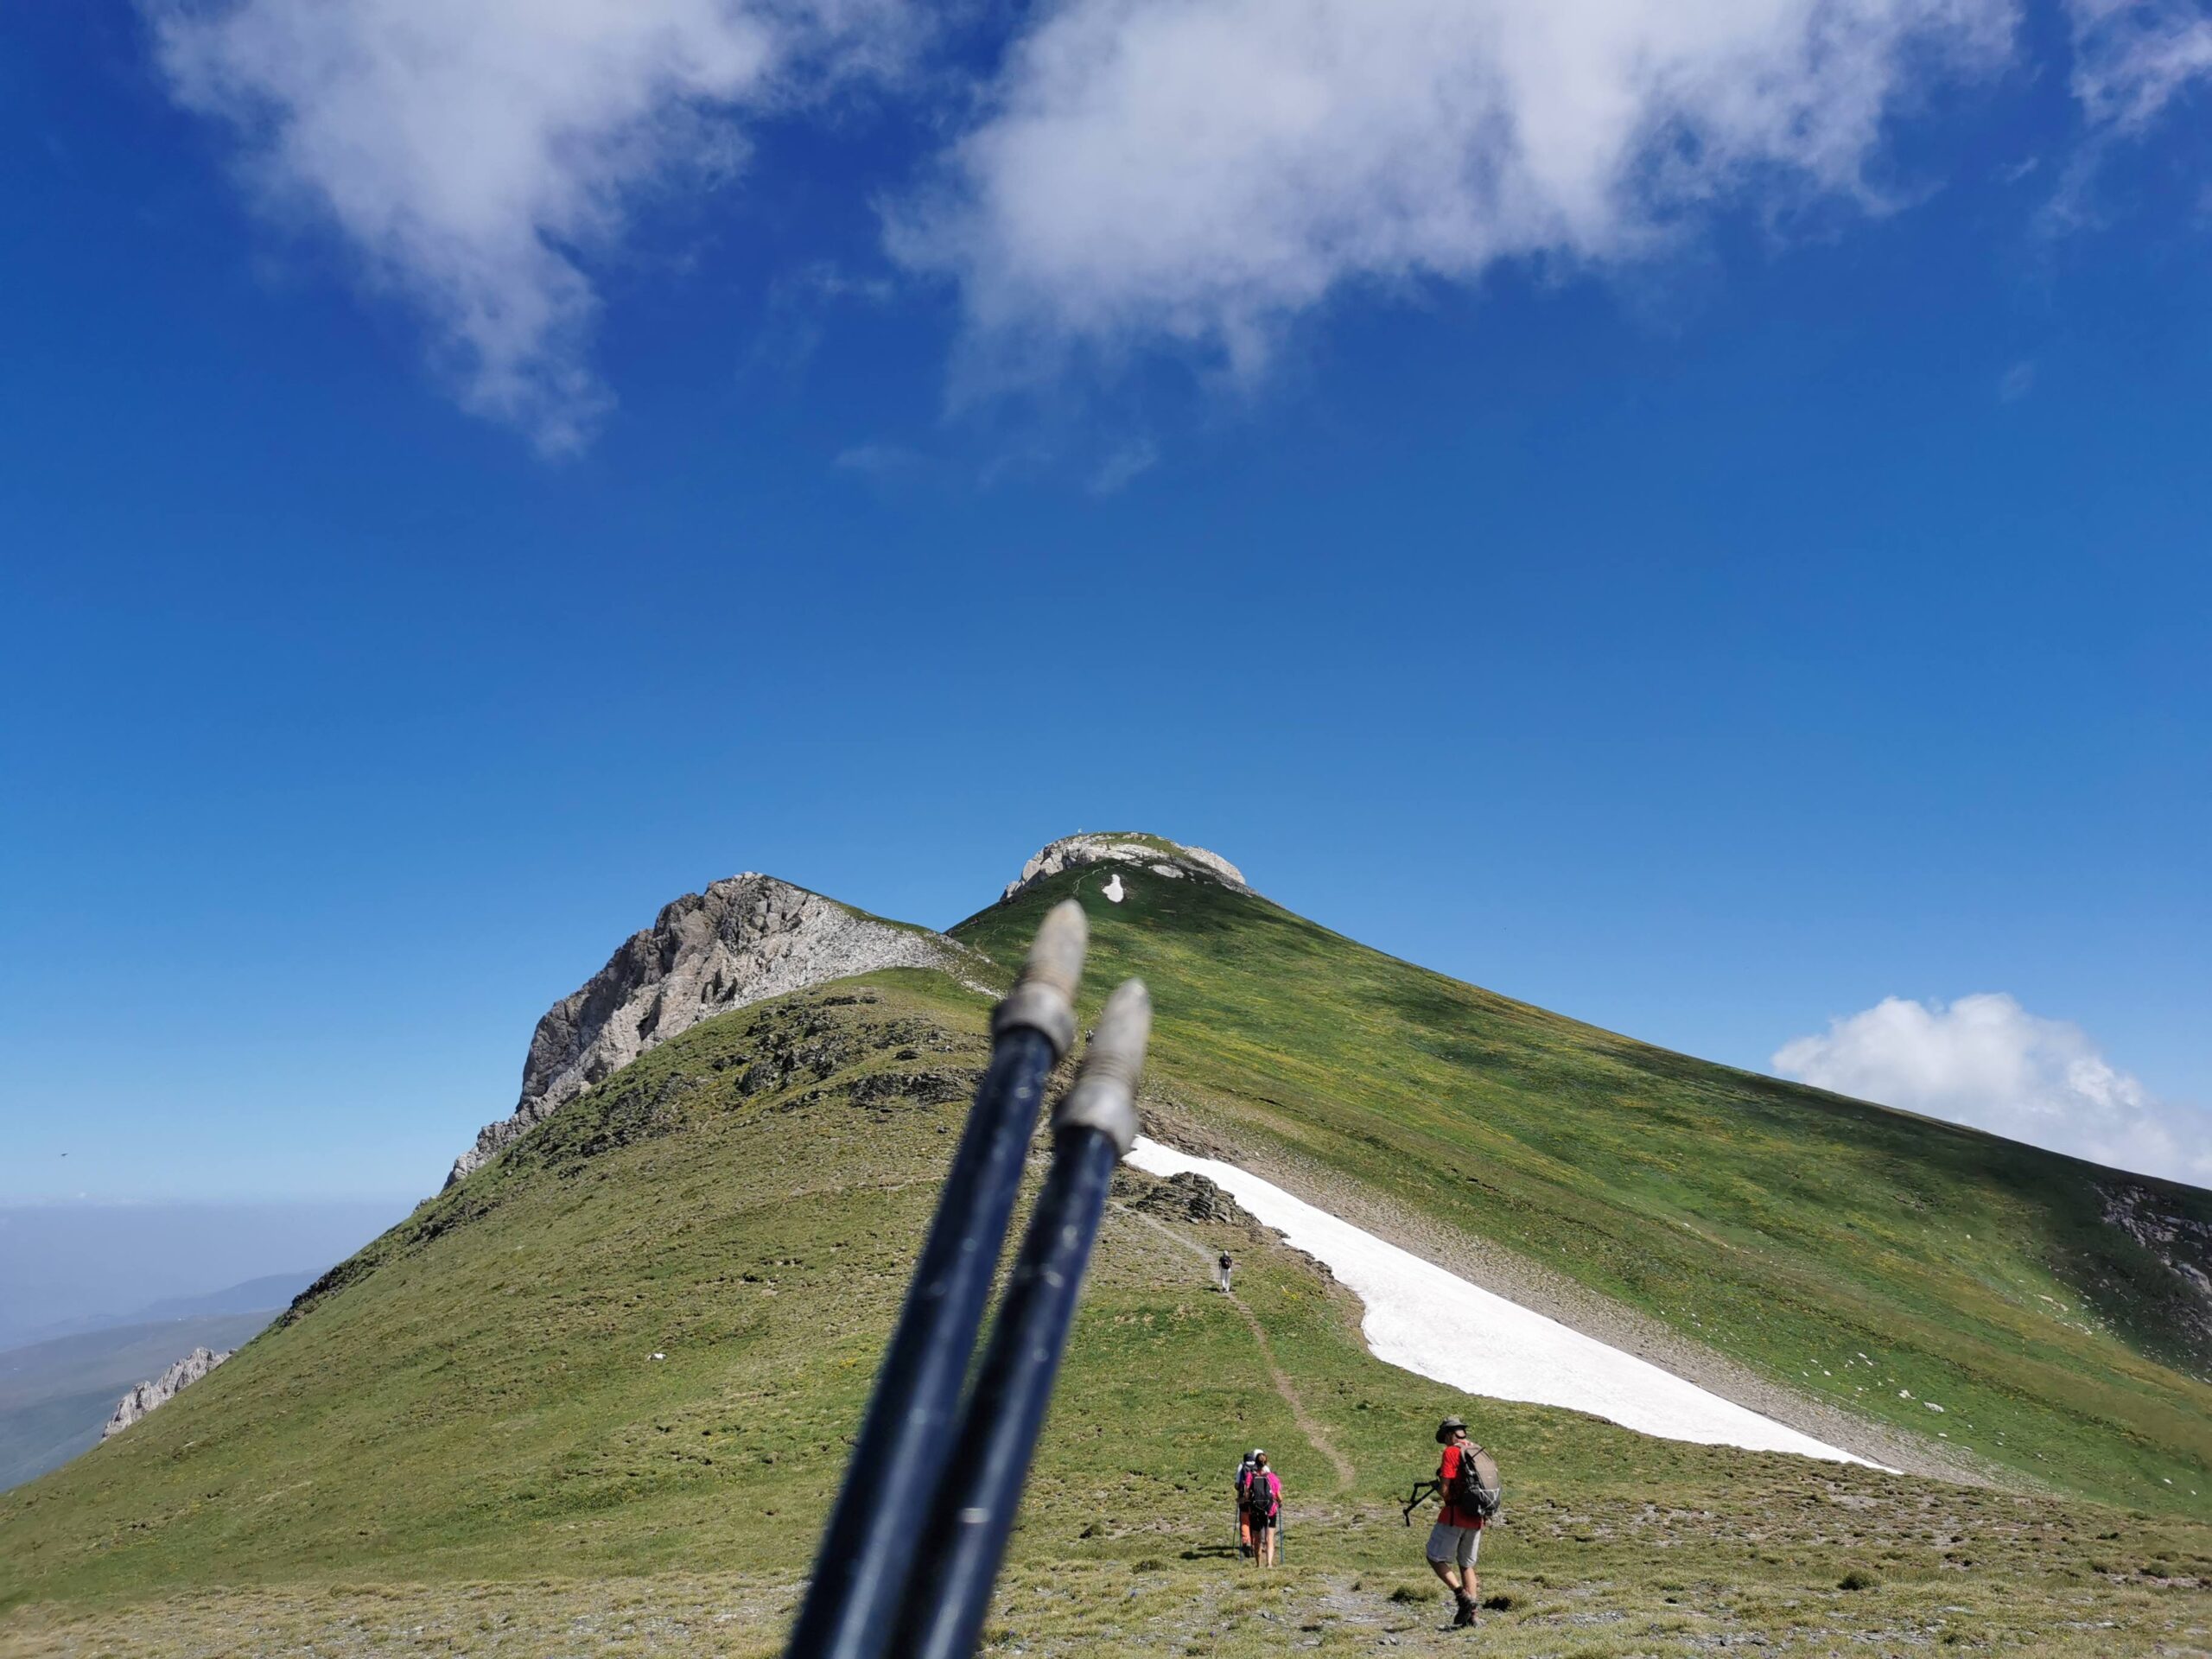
[1452, 1444, 1503, 1519]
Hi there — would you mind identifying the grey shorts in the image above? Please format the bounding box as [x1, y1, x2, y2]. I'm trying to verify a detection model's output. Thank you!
[1425, 1522, 1482, 1569]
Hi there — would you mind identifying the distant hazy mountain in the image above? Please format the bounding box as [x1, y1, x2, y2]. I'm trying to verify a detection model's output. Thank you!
[121, 1274, 316, 1327]
[0, 1204, 406, 1352]
[1, 1271, 318, 1351]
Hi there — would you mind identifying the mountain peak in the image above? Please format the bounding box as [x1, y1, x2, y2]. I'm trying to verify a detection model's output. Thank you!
[446, 873, 957, 1186]
[1001, 833, 1250, 904]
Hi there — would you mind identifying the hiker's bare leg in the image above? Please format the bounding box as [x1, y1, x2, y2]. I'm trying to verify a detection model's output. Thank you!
[1427, 1559, 1461, 1594]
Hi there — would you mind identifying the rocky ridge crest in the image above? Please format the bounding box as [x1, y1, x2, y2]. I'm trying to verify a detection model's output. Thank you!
[1001, 833, 1250, 903]
[448, 874, 959, 1186]
[103, 1346, 230, 1440]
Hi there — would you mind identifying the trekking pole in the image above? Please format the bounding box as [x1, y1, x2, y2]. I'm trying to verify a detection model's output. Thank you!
[888, 980, 1152, 1659]
[784, 903, 1088, 1659]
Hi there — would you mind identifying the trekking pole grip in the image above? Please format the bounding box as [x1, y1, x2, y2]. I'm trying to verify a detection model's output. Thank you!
[784, 903, 1088, 1659]
[993, 899, 1086, 1058]
[1047, 975, 1147, 1153]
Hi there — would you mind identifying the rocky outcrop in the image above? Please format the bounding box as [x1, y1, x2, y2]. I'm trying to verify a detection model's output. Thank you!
[103, 1346, 230, 1439]
[1119, 1166, 1247, 1225]
[2101, 1182, 2212, 1362]
[448, 875, 959, 1185]
[1001, 834, 1250, 903]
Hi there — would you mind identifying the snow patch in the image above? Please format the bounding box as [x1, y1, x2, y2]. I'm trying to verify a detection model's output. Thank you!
[1128, 1137, 1880, 1468]
[1103, 874, 1126, 904]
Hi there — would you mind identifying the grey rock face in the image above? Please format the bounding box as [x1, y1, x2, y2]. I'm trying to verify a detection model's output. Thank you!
[103, 1346, 230, 1439]
[448, 874, 958, 1186]
[1121, 1167, 1246, 1226]
[2101, 1182, 2212, 1368]
[1002, 835, 1250, 904]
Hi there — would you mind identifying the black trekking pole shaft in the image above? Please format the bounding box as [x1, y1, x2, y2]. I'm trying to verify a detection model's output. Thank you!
[784, 905, 1086, 1659]
[894, 1126, 1119, 1659]
[890, 981, 1152, 1659]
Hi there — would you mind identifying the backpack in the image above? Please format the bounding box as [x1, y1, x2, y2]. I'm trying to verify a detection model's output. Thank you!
[1450, 1444, 1503, 1519]
[1235, 1462, 1255, 1503]
[1246, 1470, 1277, 1522]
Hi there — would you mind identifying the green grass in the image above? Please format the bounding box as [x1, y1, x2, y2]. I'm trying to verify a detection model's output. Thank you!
[945, 861, 2211, 1515]
[2, 853, 2206, 1656]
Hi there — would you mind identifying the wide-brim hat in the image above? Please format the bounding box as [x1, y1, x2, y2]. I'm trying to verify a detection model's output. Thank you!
[1435, 1415, 1467, 1445]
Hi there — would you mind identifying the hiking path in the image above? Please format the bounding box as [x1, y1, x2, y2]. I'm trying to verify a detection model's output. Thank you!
[1110, 1201, 1357, 1492]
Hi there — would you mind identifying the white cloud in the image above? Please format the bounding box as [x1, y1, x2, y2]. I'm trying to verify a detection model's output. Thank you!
[893, 0, 2016, 369]
[143, 0, 2209, 442]
[2066, 0, 2212, 130]
[1774, 993, 2211, 1187]
[149, 0, 911, 453]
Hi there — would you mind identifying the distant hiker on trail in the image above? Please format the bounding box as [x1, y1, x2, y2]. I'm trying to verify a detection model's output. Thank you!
[1217, 1251, 1234, 1293]
[1423, 1416, 1495, 1628]
[1244, 1450, 1281, 1567]
[1234, 1449, 1260, 1556]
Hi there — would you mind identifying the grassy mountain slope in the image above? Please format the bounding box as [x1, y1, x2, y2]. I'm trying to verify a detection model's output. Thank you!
[952, 862, 2212, 1513]
[3, 847, 2206, 1655]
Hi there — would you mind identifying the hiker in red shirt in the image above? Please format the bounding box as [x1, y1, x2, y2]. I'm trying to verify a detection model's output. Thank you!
[1425, 1416, 1486, 1627]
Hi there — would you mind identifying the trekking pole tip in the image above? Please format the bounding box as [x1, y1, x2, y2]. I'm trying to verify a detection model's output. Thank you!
[991, 899, 1090, 1060]
[1052, 978, 1150, 1154]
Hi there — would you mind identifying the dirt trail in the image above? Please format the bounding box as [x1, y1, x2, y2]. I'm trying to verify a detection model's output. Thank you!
[1109, 1202, 1357, 1492]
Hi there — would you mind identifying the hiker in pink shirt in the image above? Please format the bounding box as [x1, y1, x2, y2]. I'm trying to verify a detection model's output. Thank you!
[1243, 1451, 1281, 1567]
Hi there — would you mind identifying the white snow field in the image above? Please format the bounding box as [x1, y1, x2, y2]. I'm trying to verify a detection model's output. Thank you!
[1127, 1137, 1876, 1467]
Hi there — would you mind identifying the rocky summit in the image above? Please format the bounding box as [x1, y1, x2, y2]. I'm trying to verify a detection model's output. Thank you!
[998, 832, 1251, 903]
[447, 874, 958, 1185]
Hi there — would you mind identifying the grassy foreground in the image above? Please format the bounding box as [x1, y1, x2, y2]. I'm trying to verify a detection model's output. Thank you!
[6, 1529, 2209, 1657]
[3, 849, 2207, 1653]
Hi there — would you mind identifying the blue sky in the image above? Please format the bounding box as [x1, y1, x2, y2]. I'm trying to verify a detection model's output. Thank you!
[2, 0, 2208, 1229]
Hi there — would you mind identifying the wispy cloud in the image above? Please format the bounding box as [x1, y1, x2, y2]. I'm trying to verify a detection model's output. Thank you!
[2067, 0, 2212, 130]
[1774, 993, 2210, 1187]
[1086, 436, 1158, 496]
[148, 0, 916, 454]
[891, 0, 2016, 374]
[833, 439, 923, 476]
[2041, 0, 2212, 232]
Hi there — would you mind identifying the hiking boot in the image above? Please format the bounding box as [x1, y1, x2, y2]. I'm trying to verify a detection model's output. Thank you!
[1452, 1594, 1478, 1629]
